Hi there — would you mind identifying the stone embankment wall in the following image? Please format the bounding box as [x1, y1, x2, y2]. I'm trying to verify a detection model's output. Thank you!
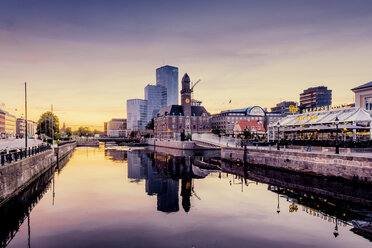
[76, 140, 99, 147]
[0, 142, 76, 206]
[222, 147, 372, 183]
[147, 138, 196, 150]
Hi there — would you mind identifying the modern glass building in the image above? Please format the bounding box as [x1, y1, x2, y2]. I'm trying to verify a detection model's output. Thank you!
[145, 84, 165, 123]
[127, 99, 148, 131]
[300, 86, 332, 109]
[156, 65, 179, 106]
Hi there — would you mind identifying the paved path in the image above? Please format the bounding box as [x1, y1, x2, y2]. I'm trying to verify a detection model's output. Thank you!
[0, 139, 43, 151]
[240, 145, 372, 158]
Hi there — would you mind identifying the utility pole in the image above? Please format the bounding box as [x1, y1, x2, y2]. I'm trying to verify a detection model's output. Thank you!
[51, 104, 54, 144]
[25, 82, 28, 148]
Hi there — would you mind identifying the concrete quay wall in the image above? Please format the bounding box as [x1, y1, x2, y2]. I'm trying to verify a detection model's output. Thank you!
[0, 142, 76, 206]
[76, 140, 99, 147]
[222, 147, 372, 183]
[147, 139, 196, 150]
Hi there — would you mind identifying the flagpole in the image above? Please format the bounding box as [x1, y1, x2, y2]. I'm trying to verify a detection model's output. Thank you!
[25, 82, 28, 148]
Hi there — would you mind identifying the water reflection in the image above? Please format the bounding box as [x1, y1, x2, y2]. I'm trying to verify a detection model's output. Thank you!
[0, 152, 72, 248]
[126, 149, 211, 213]
[1, 146, 371, 248]
[121, 147, 372, 242]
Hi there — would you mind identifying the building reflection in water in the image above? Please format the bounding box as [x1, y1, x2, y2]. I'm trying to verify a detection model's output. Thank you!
[126, 149, 201, 213]
[0, 152, 72, 248]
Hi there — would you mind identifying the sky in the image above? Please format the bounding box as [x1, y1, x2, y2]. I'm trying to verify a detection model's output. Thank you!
[0, 0, 372, 130]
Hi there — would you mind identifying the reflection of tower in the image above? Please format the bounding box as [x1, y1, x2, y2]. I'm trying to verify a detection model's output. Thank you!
[52, 176, 55, 206]
[127, 151, 147, 180]
[157, 179, 179, 213]
[277, 189, 280, 214]
[181, 159, 192, 213]
[28, 213, 31, 248]
[333, 217, 339, 238]
[145, 164, 162, 195]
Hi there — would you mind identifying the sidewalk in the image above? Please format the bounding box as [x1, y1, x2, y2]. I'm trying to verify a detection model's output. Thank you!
[0, 139, 43, 151]
[246, 145, 372, 158]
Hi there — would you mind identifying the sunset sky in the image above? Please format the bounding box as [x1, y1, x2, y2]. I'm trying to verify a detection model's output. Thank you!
[1, 0, 371, 130]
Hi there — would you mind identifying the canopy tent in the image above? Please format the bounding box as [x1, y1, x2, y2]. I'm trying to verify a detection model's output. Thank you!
[271, 108, 372, 127]
[268, 108, 372, 141]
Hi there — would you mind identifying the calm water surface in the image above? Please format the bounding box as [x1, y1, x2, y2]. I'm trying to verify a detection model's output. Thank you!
[1, 147, 372, 248]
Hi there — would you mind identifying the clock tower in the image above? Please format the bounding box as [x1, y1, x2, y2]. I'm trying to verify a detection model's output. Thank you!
[181, 73, 192, 117]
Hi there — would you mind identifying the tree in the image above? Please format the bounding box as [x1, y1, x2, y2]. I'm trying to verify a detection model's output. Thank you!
[130, 131, 138, 138]
[243, 129, 251, 140]
[65, 127, 72, 137]
[37, 111, 60, 138]
[73, 127, 93, 137]
[146, 118, 154, 130]
[211, 128, 221, 135]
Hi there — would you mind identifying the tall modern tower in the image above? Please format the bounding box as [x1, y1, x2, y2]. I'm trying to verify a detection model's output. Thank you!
[156, 65, 179, 106]
[127, 99, 148, 131]
[145, 84, 165, 123]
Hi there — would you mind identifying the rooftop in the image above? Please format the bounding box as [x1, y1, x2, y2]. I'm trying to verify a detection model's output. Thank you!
[352, 81, 372, 91]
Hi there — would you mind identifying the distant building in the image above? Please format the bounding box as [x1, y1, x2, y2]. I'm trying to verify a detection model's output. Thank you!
[156, 65, 179, 106]
[154, 74, 210, 139]
[4, 112, 16, 139]
[271, 101, 298, 115]
[145, 84, 165, 123]
[127, 99, 148, 131]
[104, 122, 108, 136]
[60, 123, 66, 133]
[0, 109, 5, 138]
[211, 106, 282, 135]
[352, 81, 372, 111]
[233, 120, 266, 136]
[107, 118, 127, 137]
[16, 118, 37, 138]
[300, 86, 332, 109]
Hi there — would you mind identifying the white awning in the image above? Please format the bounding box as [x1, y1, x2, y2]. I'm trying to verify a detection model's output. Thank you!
[270, 108, 372, 128]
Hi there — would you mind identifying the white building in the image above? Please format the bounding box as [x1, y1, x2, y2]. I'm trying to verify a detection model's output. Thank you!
[352, 81, 372, 111]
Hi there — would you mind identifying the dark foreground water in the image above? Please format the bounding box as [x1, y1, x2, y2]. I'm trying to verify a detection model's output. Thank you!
[1, 146, 372, 248]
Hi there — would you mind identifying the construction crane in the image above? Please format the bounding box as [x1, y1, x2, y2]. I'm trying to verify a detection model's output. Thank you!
[190, 79, 201, 105]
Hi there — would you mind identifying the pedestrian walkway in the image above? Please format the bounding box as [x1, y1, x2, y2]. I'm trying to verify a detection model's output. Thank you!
[247, 145, 372, 158]
[0, 139, 43, 151]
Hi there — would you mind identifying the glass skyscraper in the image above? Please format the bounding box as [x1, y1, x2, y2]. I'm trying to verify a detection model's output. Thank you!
[127, 99, 148, 131]
[156, 65, 179, 106]
[145, 84, 165, 123]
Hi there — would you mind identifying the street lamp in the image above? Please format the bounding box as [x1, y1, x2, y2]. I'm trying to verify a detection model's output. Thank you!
[277, 121, 280, 151]
[335, 116, 339, 154]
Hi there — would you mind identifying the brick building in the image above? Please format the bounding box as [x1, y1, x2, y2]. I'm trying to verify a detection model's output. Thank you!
[154, 74, 210, 139]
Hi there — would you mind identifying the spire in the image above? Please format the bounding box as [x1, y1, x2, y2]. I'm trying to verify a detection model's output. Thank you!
[182, 73, 190, 83]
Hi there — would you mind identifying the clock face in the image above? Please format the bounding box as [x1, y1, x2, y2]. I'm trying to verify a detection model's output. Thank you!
[185, 98, 190, 103]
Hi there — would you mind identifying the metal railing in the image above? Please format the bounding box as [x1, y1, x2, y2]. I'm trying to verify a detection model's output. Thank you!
[0, 144, 52, 166]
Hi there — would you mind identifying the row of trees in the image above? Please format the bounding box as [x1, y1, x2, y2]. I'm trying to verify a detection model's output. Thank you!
[73, 126, 100, 137]
[36, 112, 99, 140]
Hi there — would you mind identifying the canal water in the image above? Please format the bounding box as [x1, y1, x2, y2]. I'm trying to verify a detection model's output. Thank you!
[1, 146, 372, 248]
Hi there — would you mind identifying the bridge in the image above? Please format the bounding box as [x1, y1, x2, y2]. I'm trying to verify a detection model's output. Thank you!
[192, 133, 239, 148]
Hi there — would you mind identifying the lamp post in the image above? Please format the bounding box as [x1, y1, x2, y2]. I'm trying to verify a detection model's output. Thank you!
[335, 116, 339, 154]
[277, 121, 280, 151]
